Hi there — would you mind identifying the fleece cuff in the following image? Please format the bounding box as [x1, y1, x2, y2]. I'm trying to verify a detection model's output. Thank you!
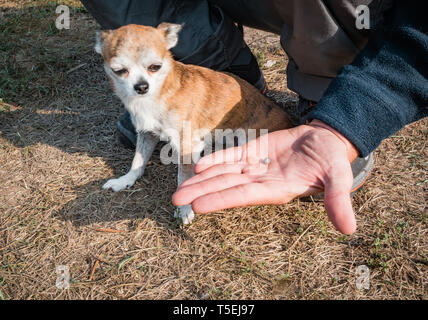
[306, 72, 408, 158]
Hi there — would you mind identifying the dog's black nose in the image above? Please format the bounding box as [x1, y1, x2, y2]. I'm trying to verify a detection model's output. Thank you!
[134, 81, 149, 95]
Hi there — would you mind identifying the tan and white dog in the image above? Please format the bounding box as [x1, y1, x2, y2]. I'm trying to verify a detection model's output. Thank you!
[96, 23, 293, 224]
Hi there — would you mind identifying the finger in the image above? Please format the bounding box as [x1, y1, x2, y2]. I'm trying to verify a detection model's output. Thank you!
[324, 189, 356, 235]
[179, 163, 245, 188]
[195, 146, 243, 173]
[323, 164, 356, 235]
[172, 173, 254, 206]
[191, 182, 292, 213]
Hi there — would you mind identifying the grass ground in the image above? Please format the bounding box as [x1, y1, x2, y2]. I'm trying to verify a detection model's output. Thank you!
[0, 0, 426, 300]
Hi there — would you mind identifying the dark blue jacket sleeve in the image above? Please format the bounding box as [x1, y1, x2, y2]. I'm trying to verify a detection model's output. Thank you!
[306, 1, 428, 157]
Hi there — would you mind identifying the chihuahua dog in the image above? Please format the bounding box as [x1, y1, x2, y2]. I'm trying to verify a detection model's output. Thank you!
[96, 23, 293, 224]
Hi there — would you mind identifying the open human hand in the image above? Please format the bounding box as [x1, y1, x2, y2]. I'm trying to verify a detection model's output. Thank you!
[173, 120, 359, 234]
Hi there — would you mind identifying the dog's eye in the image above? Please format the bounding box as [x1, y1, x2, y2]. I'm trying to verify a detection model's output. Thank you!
[113, 68, 128, 76]
[148, 64, 162, 72]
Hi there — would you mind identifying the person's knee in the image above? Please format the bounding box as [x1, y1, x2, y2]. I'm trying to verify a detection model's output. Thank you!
[81, 0, 176, 29]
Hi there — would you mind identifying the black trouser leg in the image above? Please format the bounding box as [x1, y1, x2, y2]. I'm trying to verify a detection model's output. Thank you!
[81, 0, 246, 71]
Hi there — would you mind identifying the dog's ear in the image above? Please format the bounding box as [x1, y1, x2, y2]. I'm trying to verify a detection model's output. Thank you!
[95, 30, 112, 54]
[157, 22, 183, 49]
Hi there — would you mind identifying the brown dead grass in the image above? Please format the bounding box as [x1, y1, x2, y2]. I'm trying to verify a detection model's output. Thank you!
[0, 2, 426, 300]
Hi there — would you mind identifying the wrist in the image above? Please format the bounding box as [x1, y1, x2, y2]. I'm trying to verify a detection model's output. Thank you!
[308, 119, 359, 162]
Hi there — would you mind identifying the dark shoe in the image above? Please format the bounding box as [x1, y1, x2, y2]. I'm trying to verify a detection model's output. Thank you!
[117, 45, 267, 149]
[225, 45, 267, 93]
[297, 96, 318, 124]
[297, 96, 375, 200]
[116, 112, 137, 149]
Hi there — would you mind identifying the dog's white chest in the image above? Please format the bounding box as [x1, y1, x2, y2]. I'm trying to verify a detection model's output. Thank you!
[126, 97, 178, 143]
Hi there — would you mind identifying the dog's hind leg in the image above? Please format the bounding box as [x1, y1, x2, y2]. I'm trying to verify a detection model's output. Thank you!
[103, 132, 159, 192]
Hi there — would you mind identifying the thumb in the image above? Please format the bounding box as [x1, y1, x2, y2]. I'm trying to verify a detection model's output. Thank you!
[323, 163, 356, 235]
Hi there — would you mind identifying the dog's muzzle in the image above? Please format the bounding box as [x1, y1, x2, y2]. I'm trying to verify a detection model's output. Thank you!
[134, 81, 149, 95]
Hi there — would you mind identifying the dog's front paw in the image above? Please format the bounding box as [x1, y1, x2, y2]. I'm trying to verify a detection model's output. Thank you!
[103, 175, 136, 192]
[174, 205, 195, 225]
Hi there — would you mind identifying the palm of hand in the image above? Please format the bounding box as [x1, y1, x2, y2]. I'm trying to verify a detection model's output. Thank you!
[173, 124, 357, 234]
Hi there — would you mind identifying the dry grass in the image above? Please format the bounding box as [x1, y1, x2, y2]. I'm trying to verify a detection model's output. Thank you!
[0, 1, 426, 300]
